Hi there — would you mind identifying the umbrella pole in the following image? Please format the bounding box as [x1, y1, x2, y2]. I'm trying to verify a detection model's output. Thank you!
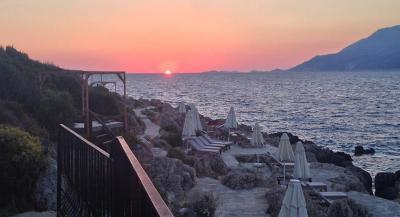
[283, 163, 286, 185]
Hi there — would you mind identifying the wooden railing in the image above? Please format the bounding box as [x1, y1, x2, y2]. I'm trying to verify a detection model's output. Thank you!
[57, 124, 174, 217]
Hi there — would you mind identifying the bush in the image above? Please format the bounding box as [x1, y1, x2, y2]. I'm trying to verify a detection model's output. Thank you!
[327, 199, 371, 217]
[221, 168, 266, 190]
[36, 89, 78, 137]
[167, 147, 186, 162]
[186, 190, 217, 217]
[0, 125, 47, 212]
[89, 86, 121, 116]
[265, 186, 285, 217]
[161, 125, 182, 147]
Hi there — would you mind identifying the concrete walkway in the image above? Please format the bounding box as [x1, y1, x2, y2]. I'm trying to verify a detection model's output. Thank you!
[191, 177, 270, 217]
[221, 144, 278, 168]
[133, 107, 160, 139]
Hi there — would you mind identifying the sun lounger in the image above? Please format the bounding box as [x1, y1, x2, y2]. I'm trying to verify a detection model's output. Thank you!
[203, 134, 231, 147]
[192, 138, 222, 152]
[197, 136, 228, 151]
[188, 139, 220, 154]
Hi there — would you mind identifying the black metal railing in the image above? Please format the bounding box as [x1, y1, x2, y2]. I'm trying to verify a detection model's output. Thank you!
[57, 124, 173, 217]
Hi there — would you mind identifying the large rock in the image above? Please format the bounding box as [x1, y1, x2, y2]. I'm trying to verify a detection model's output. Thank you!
[34, 158, 57, 211]
[148, 157, 196, 206]
[375, 172, 398, 200]
[221, 168, 267, 190]
[346, 165, 373, 195]
[11, 211, 56, 217]
[354, 145, 375, 156]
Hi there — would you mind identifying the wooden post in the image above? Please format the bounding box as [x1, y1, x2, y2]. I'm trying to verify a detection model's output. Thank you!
[123, 73, 128, 132]
[85, 74, 91, 138]
[81, 73, 85, 117]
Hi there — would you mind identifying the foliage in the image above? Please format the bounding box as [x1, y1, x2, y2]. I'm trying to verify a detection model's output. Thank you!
[221, 168, 266, 190]
[0, 100, 47, 138]
[265, 186, 285, 217]
[36, 89, 78, 138]
[167, 147, 186, 162]
[161, 125, 182, 147]
[89, 86, 121, 116]
[0, 125, 47, 213]
[186, 190, 217, 217]
[327, 199, 372, 217]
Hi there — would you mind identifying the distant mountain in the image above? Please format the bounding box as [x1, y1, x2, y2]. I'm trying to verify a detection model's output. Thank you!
[291, 25, 400, 72]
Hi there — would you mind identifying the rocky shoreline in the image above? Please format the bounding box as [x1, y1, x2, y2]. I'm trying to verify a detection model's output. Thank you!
[128, 98, 400, 217]
[29, 97, 400, 217]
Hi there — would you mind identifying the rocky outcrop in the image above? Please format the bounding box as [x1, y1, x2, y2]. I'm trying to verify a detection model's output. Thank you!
[354, 145, 375, 156]
[34, 158, 57, 211]
[221, 168, 267, 190]
[375, 172, 399, 200]
[11, 211, 56, 217]
[148, 157, 196, 207]
[346, 165, 373, 195]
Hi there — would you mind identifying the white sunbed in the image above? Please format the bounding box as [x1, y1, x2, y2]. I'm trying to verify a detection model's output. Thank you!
[197, 136, 227, 151]
[193, 137, 223, 152]
[188, 139, 221, 154]
[203, 134, 232, 146]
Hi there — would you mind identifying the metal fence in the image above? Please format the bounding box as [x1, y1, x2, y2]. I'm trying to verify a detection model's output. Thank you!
[57, 124, 173, 217]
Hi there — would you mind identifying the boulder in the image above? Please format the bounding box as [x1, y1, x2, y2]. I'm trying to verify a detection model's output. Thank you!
[346, 165, 373, 194]
[305, 151, 318, 162]
[148, 157, 196, 206]
[11, 211, 56, 217]
[34, 158, 57, 211]
[395, 170, 400, 181]
[375, 172, 398, 200]
[328, 169, 368, 193]
[354, 145, 375, 156]
[221, 168, 267, 190]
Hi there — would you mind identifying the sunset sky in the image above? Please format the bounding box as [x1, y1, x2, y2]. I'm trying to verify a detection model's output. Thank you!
[1, 0, 399, 73]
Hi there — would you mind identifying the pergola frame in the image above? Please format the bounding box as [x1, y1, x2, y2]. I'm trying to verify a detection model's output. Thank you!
[75, 70, 128, 137]
[39, 69, 128, 138]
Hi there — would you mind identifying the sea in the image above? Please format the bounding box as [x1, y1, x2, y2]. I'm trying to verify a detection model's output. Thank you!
[118, 71, 399, 177]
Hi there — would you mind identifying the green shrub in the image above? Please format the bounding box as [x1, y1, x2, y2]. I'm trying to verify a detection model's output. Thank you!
[186, 190, 217, 217]
[265, 186, 285, 217]
[167, 147, 186, 161]
[0, 125, 47, 212]
[89, 86, 121, 116]
[161, 125, 182, 147]
[0, 100, 47, 138]
[36, 89, 78, 138]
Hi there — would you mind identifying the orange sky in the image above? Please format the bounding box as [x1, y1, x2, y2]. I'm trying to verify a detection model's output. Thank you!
[1, 0, 399, 73]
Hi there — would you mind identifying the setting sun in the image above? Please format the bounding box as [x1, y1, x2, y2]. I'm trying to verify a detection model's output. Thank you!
[164, 70, 172, 75]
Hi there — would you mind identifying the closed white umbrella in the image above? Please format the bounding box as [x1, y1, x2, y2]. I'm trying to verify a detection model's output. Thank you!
[278, 133, 295, 162]
[178, 102, 186, 113]
[224, 106, 238, 129]
[278, 179, 308, 217]
[189, 103, 203, 131]
[294, 141, 311, 180]
[224, 106, 238, 142]
[182, 111, 196, 138]
[251, 123, 264, 146]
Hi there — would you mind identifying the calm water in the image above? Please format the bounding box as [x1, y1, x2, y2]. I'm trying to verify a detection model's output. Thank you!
[123, 71, 400, 177]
